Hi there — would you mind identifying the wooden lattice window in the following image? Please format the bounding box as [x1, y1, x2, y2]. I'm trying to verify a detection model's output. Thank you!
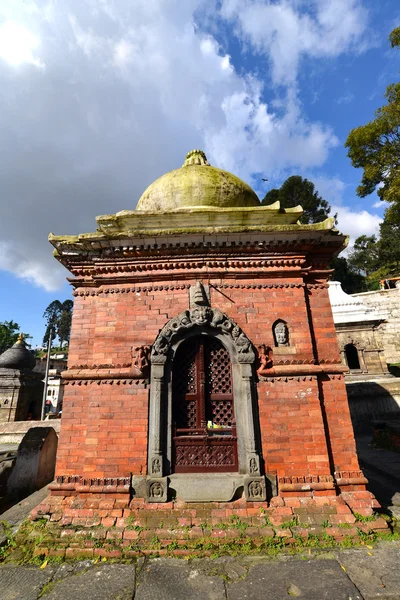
[172, 336, 238, 473]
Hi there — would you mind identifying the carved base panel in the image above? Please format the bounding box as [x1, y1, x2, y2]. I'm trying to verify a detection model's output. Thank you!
[146, 477, 168, 503]
[244, 476, 267, 501]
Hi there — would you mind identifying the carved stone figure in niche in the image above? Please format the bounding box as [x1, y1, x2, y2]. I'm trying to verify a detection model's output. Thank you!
[149, 481, 163, 498]
[248, 480, 263, 498]
[249, 457, 258, 474]
[132, 345, 151, 375]
[256, 344, 273, 376]
[232, 325, 251, 354]
[273, 320, 289, 347]
[152, 458, 161, 475]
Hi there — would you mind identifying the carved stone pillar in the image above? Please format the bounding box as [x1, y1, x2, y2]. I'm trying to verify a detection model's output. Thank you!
[237, 363, 261, 476]
[147, 362, 165, 478]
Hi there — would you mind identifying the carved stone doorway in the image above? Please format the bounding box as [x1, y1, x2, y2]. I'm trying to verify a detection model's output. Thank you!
[345, 343, 361, 371]
[172, 336, 238, 473]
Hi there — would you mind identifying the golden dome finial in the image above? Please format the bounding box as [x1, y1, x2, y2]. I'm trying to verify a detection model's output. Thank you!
[183, 149, 210, 167]
[15, 333, 26, 347]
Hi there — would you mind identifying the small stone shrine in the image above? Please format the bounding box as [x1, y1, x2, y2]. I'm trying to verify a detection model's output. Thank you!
[0, 335, 43, 422]
[34, 150, 378, 540]
[329, 281, 400, 429]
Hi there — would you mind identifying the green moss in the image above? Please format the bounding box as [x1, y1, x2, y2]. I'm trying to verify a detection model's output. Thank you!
[136, 163, 261, 212]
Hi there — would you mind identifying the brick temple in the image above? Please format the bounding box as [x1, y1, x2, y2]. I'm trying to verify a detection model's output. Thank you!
[33, 150, 379, 543]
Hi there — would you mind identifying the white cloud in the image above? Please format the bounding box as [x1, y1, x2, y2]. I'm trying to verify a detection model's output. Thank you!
[220, 0, 370, 86]
[0, 1, 372, 289]
[309, 174, 382, 247]
[333, 205, 382, 249]
[0, 21, 44, 69]
[372, 199, 390, 209]
[0, 243, 64, 291]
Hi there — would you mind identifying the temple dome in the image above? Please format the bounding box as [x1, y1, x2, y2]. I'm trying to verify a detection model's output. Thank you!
[136, 150, 260, 212]
[0, 335, 36, 370]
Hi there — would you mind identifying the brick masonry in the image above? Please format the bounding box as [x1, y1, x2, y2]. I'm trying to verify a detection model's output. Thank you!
[56, 280, 361, 485]
[32, 228, 380, 548]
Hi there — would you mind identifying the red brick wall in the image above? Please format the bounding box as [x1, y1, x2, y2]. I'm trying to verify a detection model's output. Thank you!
[56, 383, 148, 478]
[258, 378, 330, 478]
[57, 276, 359, 485]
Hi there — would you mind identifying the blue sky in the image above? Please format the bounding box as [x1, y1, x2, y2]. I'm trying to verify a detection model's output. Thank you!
[0, 0, 399, 346]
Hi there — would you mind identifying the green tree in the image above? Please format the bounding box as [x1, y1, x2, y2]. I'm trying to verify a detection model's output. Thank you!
[345, 27, 400, 204]
[43, 300, 73, 348]
[0, 321, 32, 353]
[330, 257, 366, 294]
[262, 175, 333, 224]
[378, 204, 400, 271]
[347, 235, 380, 277]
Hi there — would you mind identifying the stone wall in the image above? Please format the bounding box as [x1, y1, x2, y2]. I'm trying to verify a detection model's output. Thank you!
[335, 323, 387, 375]
[351, 288, 400, 364]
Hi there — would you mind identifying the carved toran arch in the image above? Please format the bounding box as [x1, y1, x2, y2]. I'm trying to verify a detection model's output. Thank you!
[148, 306, 263, 478]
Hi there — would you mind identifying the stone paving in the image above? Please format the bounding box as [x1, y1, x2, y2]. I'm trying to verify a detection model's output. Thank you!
[1, 544, 400, 599]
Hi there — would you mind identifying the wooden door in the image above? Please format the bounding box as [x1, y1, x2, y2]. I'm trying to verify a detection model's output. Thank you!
[172, 336, 238, 473]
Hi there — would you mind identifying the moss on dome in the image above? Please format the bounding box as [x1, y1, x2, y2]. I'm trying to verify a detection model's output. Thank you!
[136, 150, 260, 212]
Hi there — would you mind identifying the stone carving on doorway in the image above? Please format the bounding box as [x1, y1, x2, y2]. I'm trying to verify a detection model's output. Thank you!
[189, 281, 210, 308]
[244, 476, 267, 501]
[146, 477, 168, 503]
[151, 308, 255, 364]
[147, 307, 264, 500]
[249, 456, 260, 474]
[151, 458, 161, 475]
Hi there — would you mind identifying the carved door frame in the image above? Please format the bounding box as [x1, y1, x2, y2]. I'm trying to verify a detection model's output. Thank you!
[147, 307, 263, 479]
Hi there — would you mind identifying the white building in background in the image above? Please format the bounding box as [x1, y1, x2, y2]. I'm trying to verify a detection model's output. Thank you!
[34, 355, 67, 414]
[46, 368, 64, 413]
[351, 287, 400, 365]
[328, 281, 387, 375]
[329, 281, 400, 429]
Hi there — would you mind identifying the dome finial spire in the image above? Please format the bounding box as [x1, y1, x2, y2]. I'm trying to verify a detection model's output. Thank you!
[16, 333, 26, 347]
[183, 149, 210, 167]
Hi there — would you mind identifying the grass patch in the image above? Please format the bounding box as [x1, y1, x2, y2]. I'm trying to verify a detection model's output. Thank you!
[353, 512, 378, 523]
[3, 516, 400, 565]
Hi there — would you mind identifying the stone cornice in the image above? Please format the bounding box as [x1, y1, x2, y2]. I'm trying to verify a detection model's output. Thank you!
[62, 366, 143, 380]
[50, 209, 337, 246]
[62, 361, 344, 383]
[257, 364, 347, 378]
[68, 256, 309, 278]
[50, 475, 130, 494]
[279, 474, 334, 491]
[64, 378, 148, 386]
[72, 281, 329, 296]
[50, 227, 347, 268]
